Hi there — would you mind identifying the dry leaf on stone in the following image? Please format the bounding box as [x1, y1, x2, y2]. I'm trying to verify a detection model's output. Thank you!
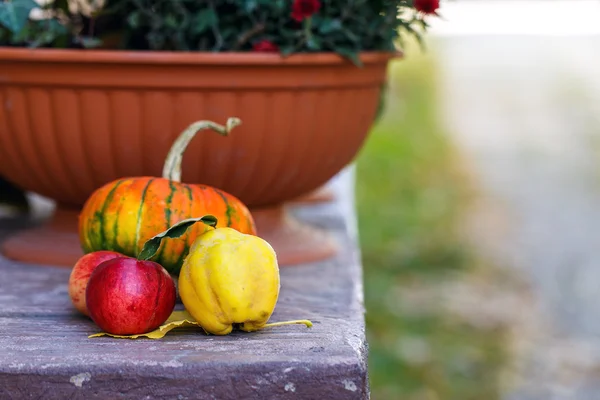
[88, 310, 206, 339]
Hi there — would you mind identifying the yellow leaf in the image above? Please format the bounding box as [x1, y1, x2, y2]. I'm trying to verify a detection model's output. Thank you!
[88, 310, 206, 339]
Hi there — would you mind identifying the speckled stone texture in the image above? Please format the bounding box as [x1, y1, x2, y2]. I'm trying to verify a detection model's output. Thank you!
[0, 167, 369, 399]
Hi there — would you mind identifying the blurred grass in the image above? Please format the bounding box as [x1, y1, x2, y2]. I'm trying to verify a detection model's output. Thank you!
[356, 47, 508, 400]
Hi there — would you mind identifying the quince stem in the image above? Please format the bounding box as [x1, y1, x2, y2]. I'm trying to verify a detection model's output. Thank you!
[263, 320, 313, 329]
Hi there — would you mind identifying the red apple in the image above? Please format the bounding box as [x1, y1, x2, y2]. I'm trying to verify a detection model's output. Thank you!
[85, 257, 176, 335]
[68, 250, 124, 316]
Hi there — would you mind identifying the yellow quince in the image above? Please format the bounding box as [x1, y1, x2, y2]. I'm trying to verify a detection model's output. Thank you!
[179, 227, 311, 335]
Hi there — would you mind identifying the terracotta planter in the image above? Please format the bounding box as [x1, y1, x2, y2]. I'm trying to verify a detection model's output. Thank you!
[290, 185, 336, 204]
[0, 48, 394, 267]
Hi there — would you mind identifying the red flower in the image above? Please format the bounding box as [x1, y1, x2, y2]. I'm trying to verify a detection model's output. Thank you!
[253, 40, 279, 53]
[291, 0, 321, 22]
[414, 0, 440, 15]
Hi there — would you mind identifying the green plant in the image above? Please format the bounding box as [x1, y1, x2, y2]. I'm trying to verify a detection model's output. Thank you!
[0, 0, 440, 64]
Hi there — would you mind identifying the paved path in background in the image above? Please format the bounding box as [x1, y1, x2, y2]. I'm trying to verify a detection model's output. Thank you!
[435, 35, 600, 399]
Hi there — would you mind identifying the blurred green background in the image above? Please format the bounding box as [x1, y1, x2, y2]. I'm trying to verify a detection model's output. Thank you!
[356, 47, 509, 399]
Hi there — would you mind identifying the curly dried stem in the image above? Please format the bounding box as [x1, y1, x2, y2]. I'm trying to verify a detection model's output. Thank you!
[262, 320, 313, 329]
[162, 117, 242, 182]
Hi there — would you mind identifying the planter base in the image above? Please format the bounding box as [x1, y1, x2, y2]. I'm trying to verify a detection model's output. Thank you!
[289, 186, 336, 205]
[251, 205, 338, 266]
[1, 208, 82, 268]
[1, 205, 337, 268]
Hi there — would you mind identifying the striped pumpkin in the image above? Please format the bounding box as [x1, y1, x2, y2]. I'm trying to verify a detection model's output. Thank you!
[78, 118, 256, 275]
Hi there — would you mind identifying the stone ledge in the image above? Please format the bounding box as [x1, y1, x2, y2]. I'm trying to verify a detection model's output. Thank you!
[0, 167, 369, 400]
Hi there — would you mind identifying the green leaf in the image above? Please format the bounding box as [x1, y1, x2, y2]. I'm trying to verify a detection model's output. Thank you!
[146, 31, 166, 50]
[164, 14, 178, 29]
[49, 0, 71, 17]
[280, 45, 297, 57]
[138, 215, 218, 261]
[191, 7, 217, 35]
[318, 18, 342, 35]
[127, 11, 142, 29]
[336, 47, 364, 67]
[78, 36, 103, 48]
[0, 0, 38, 34]
[244, 0, 257, 13]
[306, 35, 322, 51]
[342, 28, 361, 44]
[26, 19, 69, 48]
[218, 26, 237, 41]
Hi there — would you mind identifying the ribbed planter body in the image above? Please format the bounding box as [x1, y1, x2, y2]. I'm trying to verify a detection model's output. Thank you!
[0, 49, 393, 208]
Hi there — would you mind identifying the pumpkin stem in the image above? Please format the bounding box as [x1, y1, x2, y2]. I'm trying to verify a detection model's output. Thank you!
[163, 117, 242, 182]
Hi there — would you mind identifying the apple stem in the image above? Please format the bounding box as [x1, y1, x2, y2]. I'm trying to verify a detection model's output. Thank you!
[262, 320, 313, 329]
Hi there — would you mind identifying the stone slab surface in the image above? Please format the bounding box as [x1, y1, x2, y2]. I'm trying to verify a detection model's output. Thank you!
[0, 167, 368, 399]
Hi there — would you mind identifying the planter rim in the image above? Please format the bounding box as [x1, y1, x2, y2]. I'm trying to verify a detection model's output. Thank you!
[0, 48, 400, 66]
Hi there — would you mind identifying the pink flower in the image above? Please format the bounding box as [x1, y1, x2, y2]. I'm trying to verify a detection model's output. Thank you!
[291, 0, 321, 22]
[253, 40, 279, 53]
[414, 0, 440, 15]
